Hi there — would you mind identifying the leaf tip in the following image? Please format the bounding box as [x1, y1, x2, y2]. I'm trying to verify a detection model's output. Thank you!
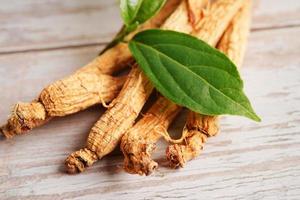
[249, 112, 262, 122]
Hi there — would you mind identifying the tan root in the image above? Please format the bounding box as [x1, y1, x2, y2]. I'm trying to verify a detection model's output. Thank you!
[120, 0, 246, 175]
[65, 66, 153, 173]
[162, 0, 209, 33]
[166, 113, 218, 168]
[0, 0, 180, 139]
[1, 101, 50, 138]
[119, 0, 210, 176]
[193, 0, 245, 46]
[64, 0, 206, 174]
[121, 97, 181, 175]
[1, 71, 126, 138]
[166, 0, 252, 168]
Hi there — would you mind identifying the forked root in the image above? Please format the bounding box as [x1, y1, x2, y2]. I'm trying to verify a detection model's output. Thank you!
[166, 130, 207, 168]
[166, 114, 218, 168]
[121, 97, 180, 175]
[166, 0, 252, 168]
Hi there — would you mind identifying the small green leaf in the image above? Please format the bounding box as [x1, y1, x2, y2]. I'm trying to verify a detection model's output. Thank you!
[129, 29, 261, 122]
[107, 0, 165, 54]
[120, 0, 166, 27]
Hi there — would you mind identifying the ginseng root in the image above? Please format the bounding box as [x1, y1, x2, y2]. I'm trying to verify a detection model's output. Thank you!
[166, 0, 252, 168]
[65, 66, 153, 173]
[120, 0, 245, 175]
[161, 0, 208, 33]
[121, 97, 181, 175]
[1, 72, 126, 139]
[0, 0, 180, 139]
[119, 0, 210, 176]
[64, 0, 205, 174]
[166, 113, 219, 168]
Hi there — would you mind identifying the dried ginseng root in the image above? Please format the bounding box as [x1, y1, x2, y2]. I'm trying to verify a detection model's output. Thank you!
[166, 0, 252, 168]
[0, 0, 180, 139]
[162, 0, 208, 33]
[65, 66, 153, 173]
[64, 0, 207, 174]
[1, 71, 126, 139]
[119, 0, 210, 176]
[121, 97, 181, 175]
[120, 0, 245, 175]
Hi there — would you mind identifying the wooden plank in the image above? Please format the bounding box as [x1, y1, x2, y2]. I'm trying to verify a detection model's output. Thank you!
[252, 0, 300, 30]
[0, 45, 103, 103]
[0, 0, 122, 53]
[1, 25, 300, 199]
[0, 0, 299, 53]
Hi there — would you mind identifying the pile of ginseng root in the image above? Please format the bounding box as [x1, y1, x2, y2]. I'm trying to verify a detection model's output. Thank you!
[1, 0, 252, 176]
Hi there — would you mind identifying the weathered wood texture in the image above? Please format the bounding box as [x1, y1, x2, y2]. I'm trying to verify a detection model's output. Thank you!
[1, 0, 300, 199]
[0, 0, 299, 53]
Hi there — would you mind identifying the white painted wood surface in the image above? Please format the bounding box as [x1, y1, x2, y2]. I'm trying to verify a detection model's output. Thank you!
[0, 0, 300, 199]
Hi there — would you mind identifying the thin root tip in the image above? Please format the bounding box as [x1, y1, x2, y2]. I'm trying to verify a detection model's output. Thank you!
[166, 145, 185, 169]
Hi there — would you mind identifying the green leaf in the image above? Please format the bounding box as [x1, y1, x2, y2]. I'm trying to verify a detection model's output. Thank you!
[129, 29, 261, 122]
[120, 0, 166, 27]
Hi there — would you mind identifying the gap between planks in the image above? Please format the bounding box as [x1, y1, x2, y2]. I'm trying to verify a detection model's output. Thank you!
[1, 24, 300, 56]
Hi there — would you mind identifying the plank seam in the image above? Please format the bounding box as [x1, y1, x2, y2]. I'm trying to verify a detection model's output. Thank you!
[1, 24, 299, 55]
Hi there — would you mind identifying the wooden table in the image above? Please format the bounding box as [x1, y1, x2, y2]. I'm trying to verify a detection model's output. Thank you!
[1, 0, 300, 199]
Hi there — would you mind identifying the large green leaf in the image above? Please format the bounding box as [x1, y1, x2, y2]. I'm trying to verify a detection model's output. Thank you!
[129, 29, 261, 122]
[120, 0, 166, 28]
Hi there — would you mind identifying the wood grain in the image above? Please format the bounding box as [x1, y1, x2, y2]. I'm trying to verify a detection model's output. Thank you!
[252, 0, 300, 30]
[0, 0, 122, 53]
[1, 1, 300, 199]
[0, 0, 299, 53]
